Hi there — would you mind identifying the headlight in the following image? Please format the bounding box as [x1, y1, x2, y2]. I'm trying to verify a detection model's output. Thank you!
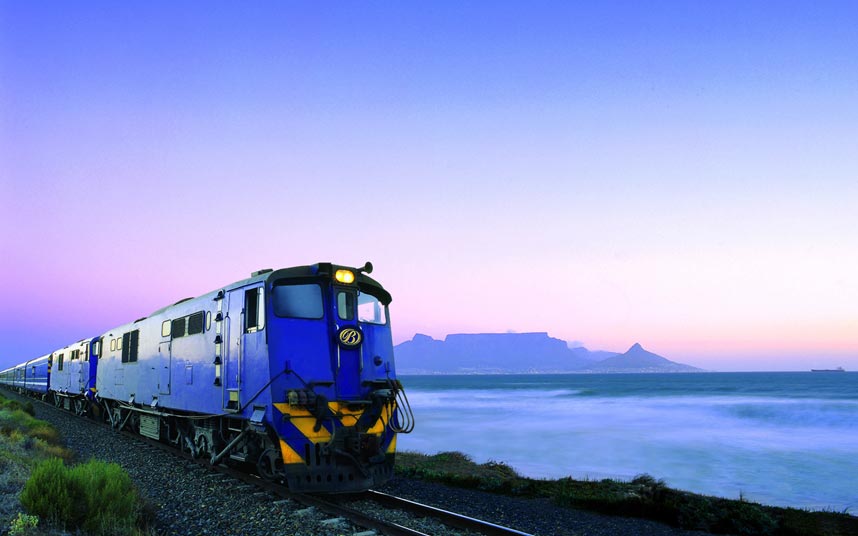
[335, 269, 355, 284]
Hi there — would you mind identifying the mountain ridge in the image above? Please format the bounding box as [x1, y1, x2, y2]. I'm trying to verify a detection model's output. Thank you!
[394, 332, 702, 374]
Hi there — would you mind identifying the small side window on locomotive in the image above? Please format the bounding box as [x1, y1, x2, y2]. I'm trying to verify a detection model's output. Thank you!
[337, 291, 355, 321]
[121, 333, 130, 363]
[245, 288, 260, 333]
[129, 330, 139, 362]
[188, 311, 204, 335]
[172, 317, 186, 339]
[161, 320, 171, 338]
[257, 288, 265, 330]
[58, 354, 64, 371]
[273, 284, 323, 319]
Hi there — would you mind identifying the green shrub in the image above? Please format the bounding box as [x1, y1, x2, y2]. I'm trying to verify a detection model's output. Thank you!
[20, 457, 143, 536]
[20, 457, 85, 528]
[71, 459, 141, 535]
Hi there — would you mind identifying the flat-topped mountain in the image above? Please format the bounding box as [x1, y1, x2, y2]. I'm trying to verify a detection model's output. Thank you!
[394, 332, 596, 374]
[393, 333, 702, 374]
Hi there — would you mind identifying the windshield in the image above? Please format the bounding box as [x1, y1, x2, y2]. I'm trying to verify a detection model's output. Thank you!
[358, 292, 387, 325]
[272, 284, 323, 319]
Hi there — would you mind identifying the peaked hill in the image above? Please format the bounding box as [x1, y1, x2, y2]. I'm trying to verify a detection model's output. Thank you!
[584, 343, 703, 372]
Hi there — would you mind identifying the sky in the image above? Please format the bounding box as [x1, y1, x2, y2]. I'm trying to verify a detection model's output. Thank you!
[1, 1, 857, 372]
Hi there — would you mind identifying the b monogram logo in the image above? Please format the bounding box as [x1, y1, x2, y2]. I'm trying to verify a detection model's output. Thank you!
[338, 328, 362, 348]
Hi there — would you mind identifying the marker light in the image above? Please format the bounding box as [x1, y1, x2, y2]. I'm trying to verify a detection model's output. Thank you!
[335, 269, 355, 284]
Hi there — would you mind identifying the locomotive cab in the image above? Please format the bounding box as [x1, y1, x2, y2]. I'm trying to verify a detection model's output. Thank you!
[261, 263, 412, 492]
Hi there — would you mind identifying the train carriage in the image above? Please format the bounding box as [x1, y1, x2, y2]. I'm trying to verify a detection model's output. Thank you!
[24, 355, 52, 395]
[0, 366, 17, 389]
[0, 355, 51, 395]
[49, 338, 98, 414]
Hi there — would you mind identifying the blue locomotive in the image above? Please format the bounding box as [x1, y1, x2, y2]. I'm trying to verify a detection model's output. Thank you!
[0, 262, 413, 492]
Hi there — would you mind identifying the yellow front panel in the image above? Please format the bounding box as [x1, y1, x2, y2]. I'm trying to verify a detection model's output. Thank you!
[279, 439, 304, 464]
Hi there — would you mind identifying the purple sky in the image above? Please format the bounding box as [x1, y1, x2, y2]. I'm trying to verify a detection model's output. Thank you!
[2, 2, 857, 371]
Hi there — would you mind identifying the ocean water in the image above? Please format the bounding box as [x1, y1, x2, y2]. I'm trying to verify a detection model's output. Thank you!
[396, 373, 858, 512]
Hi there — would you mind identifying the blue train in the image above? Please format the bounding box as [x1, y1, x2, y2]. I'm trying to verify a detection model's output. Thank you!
[0, 263, 414, 492]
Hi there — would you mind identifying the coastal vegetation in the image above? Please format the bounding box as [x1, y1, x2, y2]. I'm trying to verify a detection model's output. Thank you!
[396, 451, 857, 536]
[0, 392, 150, 536]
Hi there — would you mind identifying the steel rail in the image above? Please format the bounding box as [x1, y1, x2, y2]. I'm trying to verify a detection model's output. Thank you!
[364, 490, 534, 536]
[291, 493, 432, 536]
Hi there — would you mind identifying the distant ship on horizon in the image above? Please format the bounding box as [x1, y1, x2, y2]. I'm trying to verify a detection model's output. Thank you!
[810, 367, 846, 372]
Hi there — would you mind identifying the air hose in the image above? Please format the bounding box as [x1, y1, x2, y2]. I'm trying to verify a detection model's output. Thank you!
[386, 376, 415, 434]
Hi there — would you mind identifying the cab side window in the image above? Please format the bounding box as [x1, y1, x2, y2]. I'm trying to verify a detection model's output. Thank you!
[244, 287, 265, 333]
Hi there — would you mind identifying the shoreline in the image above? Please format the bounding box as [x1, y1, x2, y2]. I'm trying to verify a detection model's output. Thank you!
[395, 450, 858, 535]
[407, 449, 848, 514]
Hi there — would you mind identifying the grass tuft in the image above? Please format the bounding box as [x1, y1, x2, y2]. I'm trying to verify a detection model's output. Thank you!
[0, 397, 35, 417]
[7, 512, 39, 536]
[0, 405, 72, 462]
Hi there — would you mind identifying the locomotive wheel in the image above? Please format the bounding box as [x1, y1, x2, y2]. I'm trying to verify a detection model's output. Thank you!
[196, 435, 210, 458]
[180, 431, 199, 458]
[257, 448, 283, 481]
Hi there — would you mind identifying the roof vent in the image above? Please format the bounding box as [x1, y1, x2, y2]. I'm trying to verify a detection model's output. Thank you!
[251, 269, 273, 277]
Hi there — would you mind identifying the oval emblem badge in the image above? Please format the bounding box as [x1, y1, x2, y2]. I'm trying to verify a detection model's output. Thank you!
[338, 327, 362, 348]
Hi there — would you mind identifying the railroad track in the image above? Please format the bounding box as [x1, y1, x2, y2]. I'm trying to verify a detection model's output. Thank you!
[10, 389, 533, 536]
[177, 442, 533, 536]
[137, 432, 534, 536]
